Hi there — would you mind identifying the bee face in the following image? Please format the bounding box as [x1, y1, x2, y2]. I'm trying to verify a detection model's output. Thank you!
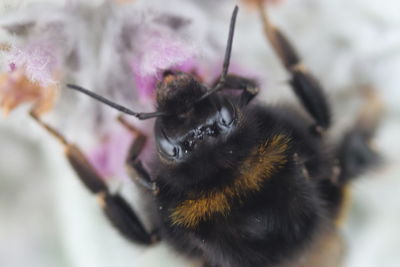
[155, 89, 238, 162]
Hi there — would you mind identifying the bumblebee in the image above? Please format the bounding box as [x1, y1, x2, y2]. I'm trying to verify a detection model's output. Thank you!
[28, 4, 381, 267]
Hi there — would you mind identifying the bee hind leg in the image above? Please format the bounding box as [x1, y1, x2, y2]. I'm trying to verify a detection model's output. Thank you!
[29, 111, 157, 245]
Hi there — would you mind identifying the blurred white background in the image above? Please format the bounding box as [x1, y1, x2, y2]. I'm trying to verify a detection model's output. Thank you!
[0, 0, 399, 267]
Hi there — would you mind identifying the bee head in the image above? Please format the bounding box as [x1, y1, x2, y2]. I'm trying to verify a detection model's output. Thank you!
[154, 83, 238, 163]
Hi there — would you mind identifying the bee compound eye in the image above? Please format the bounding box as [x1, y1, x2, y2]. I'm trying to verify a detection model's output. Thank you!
[158, 138, 180, 158]
[219, 106, 234, 127]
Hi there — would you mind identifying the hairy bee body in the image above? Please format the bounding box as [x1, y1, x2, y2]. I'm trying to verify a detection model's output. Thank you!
[25, 5, 380, 267]
[152, 101, 341, 267]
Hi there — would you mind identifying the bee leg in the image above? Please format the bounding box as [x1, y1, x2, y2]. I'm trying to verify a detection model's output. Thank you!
[118, 115, 159, 194]
[215, 74, 260, 106]
[29, 111, 157, 245]
[336, 87, 383, 184]
[258, 2, 331, 134]
[320, 87, 383, 221]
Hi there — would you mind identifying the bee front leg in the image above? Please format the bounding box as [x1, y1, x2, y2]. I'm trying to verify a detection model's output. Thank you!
[214, 75, 260, 106]
[118, 115, 159, 194]
[258, 2, 331, 134]
[30, 111, 157, 245]
[336, 86, 383, 184]
[319, 87, 383, 222]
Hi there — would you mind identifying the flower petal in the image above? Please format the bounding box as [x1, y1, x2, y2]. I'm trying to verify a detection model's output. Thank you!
[131, 29, 198, 100]
[7, 40, 60, 87]
[0, 69, 58, 116]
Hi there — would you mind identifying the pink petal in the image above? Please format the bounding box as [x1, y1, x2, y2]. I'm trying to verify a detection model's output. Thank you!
[7, 40, 60, 87]
[87, 130, 133, 180]
[131, 30, 198, 100]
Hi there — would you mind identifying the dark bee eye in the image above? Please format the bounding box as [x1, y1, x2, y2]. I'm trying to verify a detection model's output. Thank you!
[218, 104, 235, 127]
[155, 125, 181, 160]
[158, 138, 180, 158]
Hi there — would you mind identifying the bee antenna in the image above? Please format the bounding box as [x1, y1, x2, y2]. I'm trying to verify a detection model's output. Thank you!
[66, 84, 167, 120]
[197, 5, 239, 102]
